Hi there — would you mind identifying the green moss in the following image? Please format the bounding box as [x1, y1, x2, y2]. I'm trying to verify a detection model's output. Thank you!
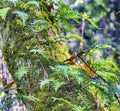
[0, 1, 97, 110]
[34, 87, 96, 111]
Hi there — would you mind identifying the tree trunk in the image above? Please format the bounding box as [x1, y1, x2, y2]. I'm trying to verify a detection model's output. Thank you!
[0, 0, 96, 110]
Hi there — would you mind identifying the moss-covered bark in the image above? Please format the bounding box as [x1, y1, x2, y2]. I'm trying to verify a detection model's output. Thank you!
[0, 0, 96, 110]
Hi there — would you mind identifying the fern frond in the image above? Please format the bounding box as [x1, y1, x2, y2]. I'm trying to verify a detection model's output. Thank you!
[12, 11, 29, 26]
[39, 79, 51, 89]
[0, 7, 10, 20]
[58, 6, 80, 20]
[64, 35, 84, 41]
[81, 13, 100, 29]
[29, 49, 49, 59]
[52, 80, 65, 92]
[15, 66, 28, 81]
[73, 105, 85, 111]
[47, 0, 60, 6]
[17, 94, 41, 103]
[30, 19, 49, 32]
[61, 19, 73, 30]
[52, 97, 85, 111]
[26, 1, 40, 9]
[7, 0, 19, 6]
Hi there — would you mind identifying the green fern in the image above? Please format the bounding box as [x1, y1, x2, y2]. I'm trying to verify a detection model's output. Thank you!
[0, 7, 10, 19]
[26, 1, 40, 9]
[12, 11, 29, 26]
[61, 19, 73, 30]
[73, 105, 85, 111]
[15, 66, 28, 81]
[39, 79, 51, 89]
[52, 97, 85, 111]
[56, 4, 99, 30]
[52, 80, 65, 92]
[7, 0, 19, 6]
[47, 0, 60, 6]
[30, 20, 49, 32]
[64, 35, 84, 41]
[39, 79, 65, 91]
[55, 65, 70, 79]
[57, 5, 80, 23]
[18, 94, 41, 103]
[29, 49, 49, 59]
[81, 13, 100, 29]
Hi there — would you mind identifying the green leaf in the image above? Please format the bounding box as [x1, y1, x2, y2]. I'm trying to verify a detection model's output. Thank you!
[32, 20, 48, 24]
[72, 74, 84, 84]
[47, 0, 60, 6]
[15, 67, 28, 81]
[26, 1, 40, 9]
[0, 7, 10, 20]
[55, 65, 70, 79]
[81, 13, 100, 29]
[39, 79, 51, 89]
[51, 97, 85, 110]
[12, 11, 29, 26]
[7, 0, 19, 6]
[30, 20, 49, 32]
[49, 66, 55, 71]
[98, 44, 112, 49]
[52, 80, 65, 92]
[58, 6, 80, 20]
[73, 105, 85, 111]
[29, 49, 49, 59]
[18, 94, 41, 103]
[61, 19, 73, 30]
[64, 35, 84, 41]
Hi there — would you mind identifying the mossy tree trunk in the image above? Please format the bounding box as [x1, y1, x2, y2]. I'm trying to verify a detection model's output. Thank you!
[0, 0, 96, 110]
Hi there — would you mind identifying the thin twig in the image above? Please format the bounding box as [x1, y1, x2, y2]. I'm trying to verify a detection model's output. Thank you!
[81, 18, 85, 38]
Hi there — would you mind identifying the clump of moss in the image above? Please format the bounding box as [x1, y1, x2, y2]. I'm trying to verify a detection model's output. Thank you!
[34, 85, 96, 111]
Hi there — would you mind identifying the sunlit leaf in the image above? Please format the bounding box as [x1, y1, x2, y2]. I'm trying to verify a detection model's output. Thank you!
[0, 7, 10, 19]
[64, 35, 84, 41]
[76, 61, 95, 78]
[97, 44, 112, 49]
[98, 71, 118, 84]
